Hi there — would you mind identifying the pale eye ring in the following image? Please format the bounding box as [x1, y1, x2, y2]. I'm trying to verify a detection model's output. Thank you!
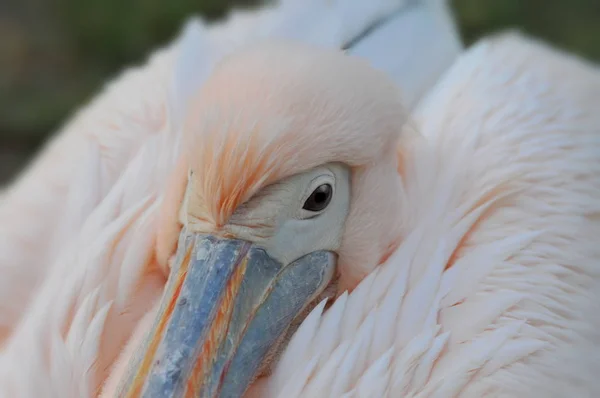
[302, 183, 333, 212]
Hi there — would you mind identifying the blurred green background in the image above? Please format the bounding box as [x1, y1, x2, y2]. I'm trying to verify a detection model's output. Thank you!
[1, 0, 599, 184]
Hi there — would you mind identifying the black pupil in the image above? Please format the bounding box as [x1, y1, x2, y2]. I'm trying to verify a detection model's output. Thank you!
[303, 184, 333, 212]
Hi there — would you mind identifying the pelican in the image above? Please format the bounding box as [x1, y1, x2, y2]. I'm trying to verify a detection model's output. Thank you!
[2, 1, 600, 398]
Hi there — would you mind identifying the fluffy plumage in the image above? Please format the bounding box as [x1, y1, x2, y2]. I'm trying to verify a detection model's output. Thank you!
[249, 33, 600, 397]
[2, 1, 599, 397]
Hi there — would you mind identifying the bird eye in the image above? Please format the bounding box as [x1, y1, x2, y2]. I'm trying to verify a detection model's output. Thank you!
[302, 184, 333, 212]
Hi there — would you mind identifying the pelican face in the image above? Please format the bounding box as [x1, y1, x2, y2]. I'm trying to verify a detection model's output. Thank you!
[119, 163, 352, 397]
[117, 40, 405, 397]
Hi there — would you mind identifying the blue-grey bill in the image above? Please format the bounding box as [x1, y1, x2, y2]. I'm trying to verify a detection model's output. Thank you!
[117, 230, 336, 398]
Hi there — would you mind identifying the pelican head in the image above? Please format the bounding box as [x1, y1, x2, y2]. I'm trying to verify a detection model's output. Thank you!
[119, 40, 407, 397]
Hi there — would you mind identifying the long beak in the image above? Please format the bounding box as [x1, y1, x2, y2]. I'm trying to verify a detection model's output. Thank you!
[118, 229, 336, 398]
